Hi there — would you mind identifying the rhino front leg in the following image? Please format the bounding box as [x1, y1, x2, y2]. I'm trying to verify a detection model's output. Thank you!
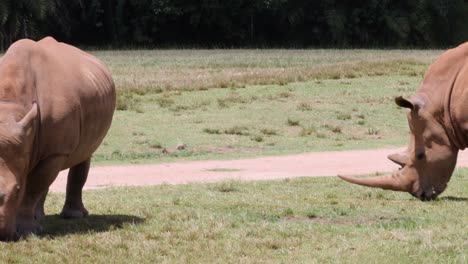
[17, 155, 67, 237]
[17, 191, 48, 236]
[60, 158, 90, 219]
[34, 191, 48, 220]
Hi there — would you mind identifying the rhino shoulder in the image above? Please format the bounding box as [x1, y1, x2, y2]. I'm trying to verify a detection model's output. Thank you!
[38, 36, 58, 44]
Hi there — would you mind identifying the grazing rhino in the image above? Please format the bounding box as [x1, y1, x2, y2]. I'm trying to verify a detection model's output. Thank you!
[0, 37, 115, 240]
[339, 42, 468, 201]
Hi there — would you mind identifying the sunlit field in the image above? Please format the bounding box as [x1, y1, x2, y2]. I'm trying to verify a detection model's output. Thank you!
[2, 168, 466, 263]
[97, 49, 440, 93]
[1, 49, 466, 263]
[89, 49, 442, 164]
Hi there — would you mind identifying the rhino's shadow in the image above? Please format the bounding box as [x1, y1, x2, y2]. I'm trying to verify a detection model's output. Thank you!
[438, 196, 468, 201]
[40, 214, 145, 238]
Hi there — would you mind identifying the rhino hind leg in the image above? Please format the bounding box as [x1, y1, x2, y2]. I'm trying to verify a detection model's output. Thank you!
[60, 158, 90, 219]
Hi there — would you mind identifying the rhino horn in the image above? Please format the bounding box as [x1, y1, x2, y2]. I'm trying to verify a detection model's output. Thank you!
[17, 102, 38, 128]
[387, 151, 408, 167]
[338, 172, 409, 192]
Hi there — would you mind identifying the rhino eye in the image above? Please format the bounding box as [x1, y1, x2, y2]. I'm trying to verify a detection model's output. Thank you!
[417, 153, 425, 160]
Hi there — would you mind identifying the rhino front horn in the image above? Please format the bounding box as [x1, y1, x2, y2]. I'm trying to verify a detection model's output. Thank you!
[338, 173, 408, 192]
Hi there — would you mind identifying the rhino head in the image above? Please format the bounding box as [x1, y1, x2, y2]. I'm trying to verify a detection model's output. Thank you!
[0, 103, 37, 240]
[339, 96, 458, 201]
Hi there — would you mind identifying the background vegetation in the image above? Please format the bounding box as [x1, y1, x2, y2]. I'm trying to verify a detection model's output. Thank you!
[1, 0, 468, 49]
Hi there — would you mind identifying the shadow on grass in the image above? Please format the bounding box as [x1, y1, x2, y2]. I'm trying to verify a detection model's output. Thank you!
[40, 214, 145, 238]
[438, 196, 468, 202]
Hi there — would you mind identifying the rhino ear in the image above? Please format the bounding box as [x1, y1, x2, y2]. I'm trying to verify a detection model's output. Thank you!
[395, 96, 424, 112]
[395, 96, 414, 109]
[17, 103, 38, 130]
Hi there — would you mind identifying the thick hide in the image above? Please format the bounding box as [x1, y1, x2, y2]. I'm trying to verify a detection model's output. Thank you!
[0, 37, 115, 240]
[339, 43, 468, 201]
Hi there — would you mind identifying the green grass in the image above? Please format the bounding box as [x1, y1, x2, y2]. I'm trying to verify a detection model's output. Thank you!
[96, 74, 424, 164]
[85, 49, 446, 164]
[3, 168, 466, 263]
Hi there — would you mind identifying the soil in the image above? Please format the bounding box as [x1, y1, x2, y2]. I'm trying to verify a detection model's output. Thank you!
[49, 147, 468, 192]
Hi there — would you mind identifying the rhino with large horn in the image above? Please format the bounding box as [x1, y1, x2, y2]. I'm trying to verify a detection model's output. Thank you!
[339, 43, 468, 201]
[0, 37, 115, 240]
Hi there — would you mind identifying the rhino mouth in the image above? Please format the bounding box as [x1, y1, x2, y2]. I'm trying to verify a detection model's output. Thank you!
[411, 188, 441, 201]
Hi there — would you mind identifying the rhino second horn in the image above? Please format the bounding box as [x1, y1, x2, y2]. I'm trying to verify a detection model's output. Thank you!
[338, 173, 407, 192]
[388, 152, 408, 167]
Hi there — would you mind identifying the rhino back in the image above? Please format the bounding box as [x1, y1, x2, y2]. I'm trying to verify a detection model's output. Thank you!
[448, 57, 468, 149]
[32, 38, 116, 169]
[417, 42, 468, 150]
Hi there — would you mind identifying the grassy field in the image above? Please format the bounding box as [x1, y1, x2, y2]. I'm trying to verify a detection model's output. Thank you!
[0, 49, 466, 263]
[90, 49, 444, 164]
[2, 168, 466, 263]
[96, 49, 440, 93]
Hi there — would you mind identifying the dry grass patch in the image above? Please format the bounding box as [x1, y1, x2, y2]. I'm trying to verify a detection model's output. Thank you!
[217, 92, 251, 108]
[94, 49, 439, 95]
[224, 126, 251, 136]
[297, 102, 313, 111]
[299, 127, 317, 137]
[287, 118, 300, 126]
[337, 113, 352, 120]
[323, 124, 343, 134]
[260, 128, 278, 136]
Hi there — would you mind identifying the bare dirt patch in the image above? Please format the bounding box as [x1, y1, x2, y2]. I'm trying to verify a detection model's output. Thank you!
[50, 147, 468, 193]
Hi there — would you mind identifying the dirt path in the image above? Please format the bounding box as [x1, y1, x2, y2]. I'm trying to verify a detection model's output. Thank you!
[49, 147, 468, 192]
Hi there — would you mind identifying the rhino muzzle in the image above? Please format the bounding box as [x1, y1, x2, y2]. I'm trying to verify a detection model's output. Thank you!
[0, 218, 17, 241]
[411, 191, 438, 201]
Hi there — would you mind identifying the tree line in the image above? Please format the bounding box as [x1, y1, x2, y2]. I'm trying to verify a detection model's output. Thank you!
[1, 0, 468, 50]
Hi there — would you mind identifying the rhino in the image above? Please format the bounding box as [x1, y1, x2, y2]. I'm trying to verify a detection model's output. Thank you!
[338, 43, 468, 201]
[0, 37, 115, 240]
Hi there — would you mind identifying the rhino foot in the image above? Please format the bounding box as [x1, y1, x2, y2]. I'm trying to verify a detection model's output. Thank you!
[60, 205, 89, 219]
[34, 192, 48, 220]
[34, 205, 46, 221]
[16, 217, 43, 237]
